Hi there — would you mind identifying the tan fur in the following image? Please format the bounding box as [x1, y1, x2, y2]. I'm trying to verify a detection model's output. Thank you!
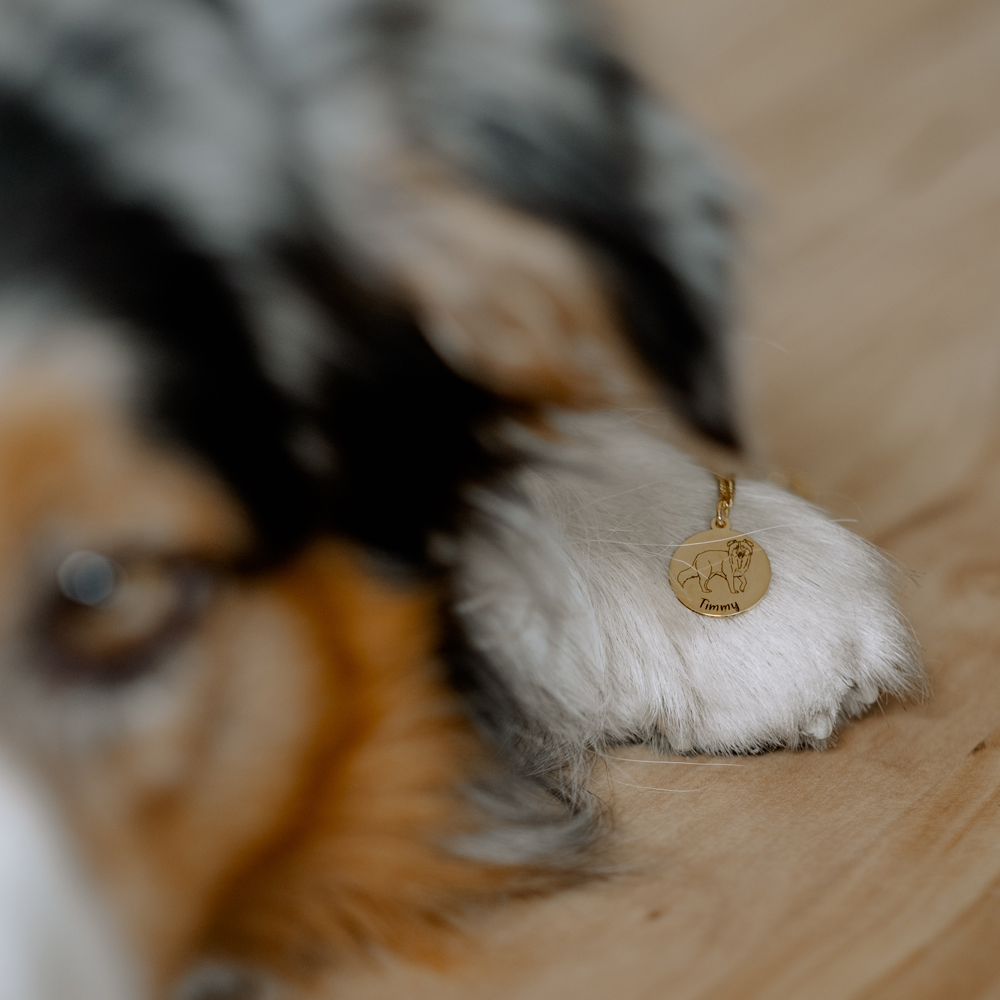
[351, 157, 658, 408]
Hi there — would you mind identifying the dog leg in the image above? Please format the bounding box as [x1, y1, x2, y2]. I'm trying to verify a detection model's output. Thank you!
[454, 411, 924, 768]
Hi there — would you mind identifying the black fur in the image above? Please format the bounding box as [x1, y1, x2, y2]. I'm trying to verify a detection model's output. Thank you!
[0, 89, 514, 567]
[281, 240, 515, 565]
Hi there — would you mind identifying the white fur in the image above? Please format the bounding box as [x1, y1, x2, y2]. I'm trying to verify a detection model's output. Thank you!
[0, 751, 138, 1000]
[456, 412, 923, 757]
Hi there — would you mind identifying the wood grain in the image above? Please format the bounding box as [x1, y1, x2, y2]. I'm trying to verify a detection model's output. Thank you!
[319, 1, 1000, 995]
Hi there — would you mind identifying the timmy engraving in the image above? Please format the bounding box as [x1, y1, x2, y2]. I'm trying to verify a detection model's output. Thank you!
[699, 598, 739, 612]
[676, 537, 755, 594]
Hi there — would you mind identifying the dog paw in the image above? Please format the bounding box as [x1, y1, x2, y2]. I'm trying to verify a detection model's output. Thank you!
[454, 413, 924, 760]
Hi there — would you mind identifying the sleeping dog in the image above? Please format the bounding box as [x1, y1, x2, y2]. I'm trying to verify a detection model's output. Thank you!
[0, 0, 923, 997]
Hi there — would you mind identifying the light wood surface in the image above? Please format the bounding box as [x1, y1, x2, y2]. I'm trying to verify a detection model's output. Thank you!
[323, 1, 1000, 996]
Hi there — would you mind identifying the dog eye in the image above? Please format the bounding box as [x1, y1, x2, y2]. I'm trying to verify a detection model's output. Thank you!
[44, 550, 213, 685]
[57, 551, 119, 606]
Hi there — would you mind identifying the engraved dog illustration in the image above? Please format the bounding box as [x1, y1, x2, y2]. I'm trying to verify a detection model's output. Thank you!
[677, 537, 755, 594]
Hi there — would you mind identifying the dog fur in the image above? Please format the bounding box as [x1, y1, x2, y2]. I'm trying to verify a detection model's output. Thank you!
[0, 1, 923, 997]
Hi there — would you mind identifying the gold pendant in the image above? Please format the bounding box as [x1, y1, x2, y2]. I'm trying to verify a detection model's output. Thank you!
[669, 475, 771, 617]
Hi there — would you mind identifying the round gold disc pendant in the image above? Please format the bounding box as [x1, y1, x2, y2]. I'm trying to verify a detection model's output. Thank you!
[669, 523, 771, 617]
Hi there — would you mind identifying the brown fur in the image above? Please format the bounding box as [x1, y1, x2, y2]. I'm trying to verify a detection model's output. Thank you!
[203, 544, 560, 981]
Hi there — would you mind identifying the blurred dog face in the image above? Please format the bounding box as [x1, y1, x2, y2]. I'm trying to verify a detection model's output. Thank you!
[0, 322, 549, 996]
[0, 0, 737, 995]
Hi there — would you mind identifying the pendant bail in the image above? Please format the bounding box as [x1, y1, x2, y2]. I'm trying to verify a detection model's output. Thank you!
[713, 474, 735, 528]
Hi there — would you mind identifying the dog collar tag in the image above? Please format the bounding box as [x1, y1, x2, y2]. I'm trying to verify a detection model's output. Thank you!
[669, 476, 770, 617]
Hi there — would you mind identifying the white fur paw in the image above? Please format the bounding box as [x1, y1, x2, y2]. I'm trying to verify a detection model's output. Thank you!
[455, 412, 924, 759]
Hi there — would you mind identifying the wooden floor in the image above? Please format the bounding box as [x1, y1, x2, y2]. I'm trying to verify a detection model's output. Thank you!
[323, 2, 1000, 996]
